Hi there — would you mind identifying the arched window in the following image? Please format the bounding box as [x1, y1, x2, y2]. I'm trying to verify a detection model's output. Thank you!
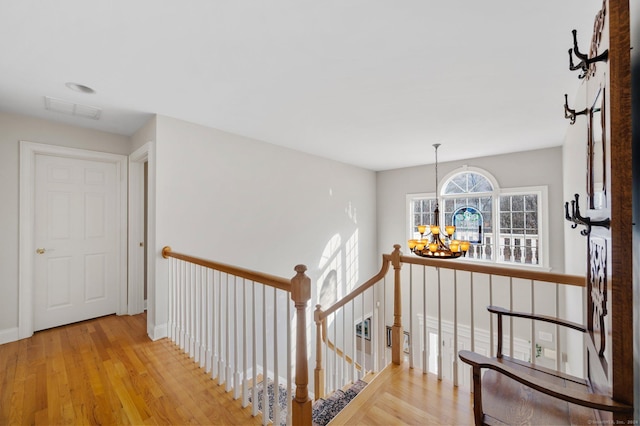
[408, 167, 547, 267]
[441, 171, 495, 247]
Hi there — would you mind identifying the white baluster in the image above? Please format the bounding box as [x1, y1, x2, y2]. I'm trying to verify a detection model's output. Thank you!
[211, 270, 218, 380]
[437, 267, 442, 381]
[383, 277, 387, 368]
[489, 275, 494, 354]
[200, 267, 206, 367]
[409, 266, 414, 370]
[342, 308, 347, 387]
[286, 296, 292, 426]
[242, 279, 249, 408]
[509, 277, 514, 358]
[206, 269, 212, 374]
[234, 276, 241, 399]
[531, 238, 538, 265]
[189, 264, 195, 357]
[422, 265, 427, 374]
[509, 237, 515, 263]
[530, 280, 535, 366]
[360, 293, 365, 378]
[372, 288, 378, 374]
[225, 274, 232, 392]
[351, 300, 356, 385]
[273, 288, 280, 425]
[453, 270, 458, 387]
[261, 284, 268, 426]
[519, 237, 526, 264]
[194, 266, 200, 364]
[217, 272, 224, 386]
[499, 238, 506, 262]
[332, 312, 342, 389]
[252, 281, 258, 417]
[180, 261, 186, 350]
[168, 259, 174, 342]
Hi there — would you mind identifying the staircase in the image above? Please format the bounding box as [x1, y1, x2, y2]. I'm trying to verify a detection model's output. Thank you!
[312, 379, 368, 426]
[250, 379, 369, 426]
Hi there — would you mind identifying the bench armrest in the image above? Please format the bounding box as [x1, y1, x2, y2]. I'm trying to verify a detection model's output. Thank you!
[488, 305, 586, 332]
[459, 350, 632, 413]
[487, 305, 586, 357]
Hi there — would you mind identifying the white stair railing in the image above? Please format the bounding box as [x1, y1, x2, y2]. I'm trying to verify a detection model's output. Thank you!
[162, 247, 312, 426]
[314, 244, 586, 399]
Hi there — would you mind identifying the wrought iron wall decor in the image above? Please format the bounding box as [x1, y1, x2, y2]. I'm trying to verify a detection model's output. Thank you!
[588, 237, 608, 358]
[564, 193, 610, 236]
[568, 29, 608, 79]
[563, 93, 588, 125]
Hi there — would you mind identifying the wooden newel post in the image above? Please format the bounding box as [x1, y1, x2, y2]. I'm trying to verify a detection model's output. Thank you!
[390, 244, 403, 365]
[291, 264, 312, 426]
[314, 305, 325, 399]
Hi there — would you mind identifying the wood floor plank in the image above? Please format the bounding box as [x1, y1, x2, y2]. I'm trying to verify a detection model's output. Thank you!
[330, 362, 474, 425]
[0, 313, 264, 425]
[1, 313, 475, 425]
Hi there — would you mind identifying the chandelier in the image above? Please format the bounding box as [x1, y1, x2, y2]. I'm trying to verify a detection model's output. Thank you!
[408, 144, 470, 259]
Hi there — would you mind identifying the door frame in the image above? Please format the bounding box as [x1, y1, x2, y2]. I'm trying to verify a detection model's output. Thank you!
[19, 141, 128, 338]
[128, 142, 154, 315]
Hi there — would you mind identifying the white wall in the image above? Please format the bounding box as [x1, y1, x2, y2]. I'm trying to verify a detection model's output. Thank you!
[150, 115, 378, 338]
[0, 112, 131, 337]
[131, 116, 157, 151]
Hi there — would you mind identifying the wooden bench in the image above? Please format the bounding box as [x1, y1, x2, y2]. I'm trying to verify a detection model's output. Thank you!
[459, 306, 633, 425]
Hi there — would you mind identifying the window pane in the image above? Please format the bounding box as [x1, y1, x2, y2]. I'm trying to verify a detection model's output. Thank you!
[479, 197, 492, 211]
[444, 212, 453, 225]
[443, 172, 493, 195]
[500, 213, 511, 232]
[445, 180, 465, 194]
[444, 199, 455, 212]
[525, 195, 537, 211]
[500, 196, 510, 210]
[525, 212, 538, 231]
[512, 196, 524, 211]
[512, 212, 525, 228]
[453, 207, 483, 243]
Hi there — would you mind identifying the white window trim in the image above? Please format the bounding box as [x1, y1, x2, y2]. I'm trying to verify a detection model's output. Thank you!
[496, 185, 550, 271]
[406, 170, 550, 270]
[406, 191, 435, 242]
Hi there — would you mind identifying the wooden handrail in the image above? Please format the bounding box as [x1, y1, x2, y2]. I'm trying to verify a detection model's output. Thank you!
[398, 254, 586, 287]
[162, 246, 291, 292]
[488, 305, 587, 332]
[317, 246, 398, 322]
[319, 317, 363, 372]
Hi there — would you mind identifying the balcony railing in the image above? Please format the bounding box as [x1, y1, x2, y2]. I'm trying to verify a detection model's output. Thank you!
[161, 247, 312, 426]
[458, 234, 540, 266]
[314, 244, 584, 397]
[162, 244, 584, 425]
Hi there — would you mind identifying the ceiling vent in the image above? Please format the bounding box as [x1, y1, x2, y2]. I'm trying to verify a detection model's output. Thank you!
[44, 96, 102, 120]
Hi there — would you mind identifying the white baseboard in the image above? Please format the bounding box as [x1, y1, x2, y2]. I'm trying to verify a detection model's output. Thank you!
[148, 322, 168, 341]
[0, 327, 19, 345]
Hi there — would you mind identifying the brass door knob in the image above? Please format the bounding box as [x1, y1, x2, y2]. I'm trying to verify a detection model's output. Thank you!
[36, 248, 46, 254]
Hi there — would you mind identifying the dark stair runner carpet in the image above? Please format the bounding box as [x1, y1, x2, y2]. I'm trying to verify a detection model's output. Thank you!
[249, 379, 368, 426]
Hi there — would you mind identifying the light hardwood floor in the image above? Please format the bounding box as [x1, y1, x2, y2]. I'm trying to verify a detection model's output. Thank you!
[0, 313, 473, 425]
[0, 313, 263, 425]
[330, 361, 474, 425]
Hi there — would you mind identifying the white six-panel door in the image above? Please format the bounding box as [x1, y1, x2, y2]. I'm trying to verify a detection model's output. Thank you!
[33, 154, 119, 330]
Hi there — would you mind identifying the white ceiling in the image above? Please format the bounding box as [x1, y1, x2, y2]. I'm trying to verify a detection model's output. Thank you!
[0, 1, 601, 170]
